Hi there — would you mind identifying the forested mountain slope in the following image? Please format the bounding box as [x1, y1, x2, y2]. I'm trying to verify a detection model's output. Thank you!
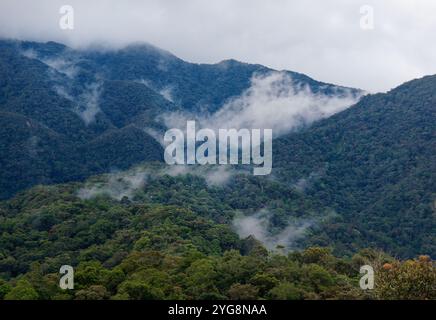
[0, 165, 433, 300]
[0, 39, 359, 199]
[0, 39, 434, 260]
[274, 75, 436, 257]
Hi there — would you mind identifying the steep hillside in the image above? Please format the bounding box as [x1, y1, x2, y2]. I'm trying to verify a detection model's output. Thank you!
[1, 39, 434, 257]
[274, 75, 436, 257]
[85, 44, 361, 112]
[0, 39, 359, 199]
[0, 41, 174, 198]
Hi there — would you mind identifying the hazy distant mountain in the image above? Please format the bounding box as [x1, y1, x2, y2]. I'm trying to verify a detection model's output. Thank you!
[82, 42, 361, 112]
[0, 39, 360, 199]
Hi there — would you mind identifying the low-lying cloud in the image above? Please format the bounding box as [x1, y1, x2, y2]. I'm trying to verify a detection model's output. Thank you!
[165, 165, 238, 187]
[163, 72, 360, 138]
[77, 164, 244, 200]
[22, 48, 79, 79]
[75, 82, 102, 125]
[54, 80, 103, 125]
[232, 209, 313, 251]
[2, 0, 435, 92]
[21, 48, 102, 125]
[77, 169, 148, 201]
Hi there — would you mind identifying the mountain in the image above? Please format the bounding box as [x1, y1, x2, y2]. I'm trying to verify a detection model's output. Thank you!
[274, 75, 436, 257]
[0, 38, 434, 257]
[83, 44, 360, 112]
[0, 39, 360, 199]
[0, 39, 434, 300]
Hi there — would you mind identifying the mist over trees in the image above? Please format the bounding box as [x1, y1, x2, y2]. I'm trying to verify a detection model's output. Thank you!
[0, 40, 434, 300]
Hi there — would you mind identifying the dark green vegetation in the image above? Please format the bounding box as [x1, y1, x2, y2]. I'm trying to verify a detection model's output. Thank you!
[0, 39, 357, 199]
[0, 39, 434, 299]
[274, 75, 436, 258]
[0, 40, 173, 199]
[0, 177, 433, 300]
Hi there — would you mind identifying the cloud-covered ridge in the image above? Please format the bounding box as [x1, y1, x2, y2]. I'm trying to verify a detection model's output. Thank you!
[77, 164, 246, 201]
[163, 72, 361, 137]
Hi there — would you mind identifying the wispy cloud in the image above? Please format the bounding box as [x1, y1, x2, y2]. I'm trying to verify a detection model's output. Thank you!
[21, 48, 102, 125]
[77, 168, 148, 200]
[3, 0, 433, 91]
[21, 48, 79, 78]
[232, 209, 313, 251]
[163, 72, 360, 137]
[77, 164, 245, 200]
[75, 82, 102, 125]
[165, 165, 238, 187]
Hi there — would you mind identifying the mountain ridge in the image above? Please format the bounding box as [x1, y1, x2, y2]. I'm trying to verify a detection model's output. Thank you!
[0, 39, 361, 199]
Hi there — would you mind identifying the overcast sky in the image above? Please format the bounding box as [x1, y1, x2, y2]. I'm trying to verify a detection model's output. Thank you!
[1, 0, 436, 92]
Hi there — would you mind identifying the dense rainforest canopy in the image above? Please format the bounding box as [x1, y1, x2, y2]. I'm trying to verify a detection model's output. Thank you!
[0, 40, 434, 300]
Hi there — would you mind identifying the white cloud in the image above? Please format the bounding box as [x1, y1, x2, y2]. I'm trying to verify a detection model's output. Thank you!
[77, 164, 244, 200]
[76, 82, 102, 125]
[21, 48, 102, 124]
[165, 165, 238, 187]
[232, 209, 312, 251]
[77, 169, 148, 200]
[1, 0, 436, 92]
[163, 72, 360, 137]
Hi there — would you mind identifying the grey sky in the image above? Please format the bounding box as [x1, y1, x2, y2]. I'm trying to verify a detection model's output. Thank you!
[1, 0, 435, 92]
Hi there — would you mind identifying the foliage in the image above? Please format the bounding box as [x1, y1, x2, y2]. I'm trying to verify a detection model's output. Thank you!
[274, 76, 436, 258]
[0, 39, 434, 300]
[0, 181, 433, 300]
[375, 255, 435, 300]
